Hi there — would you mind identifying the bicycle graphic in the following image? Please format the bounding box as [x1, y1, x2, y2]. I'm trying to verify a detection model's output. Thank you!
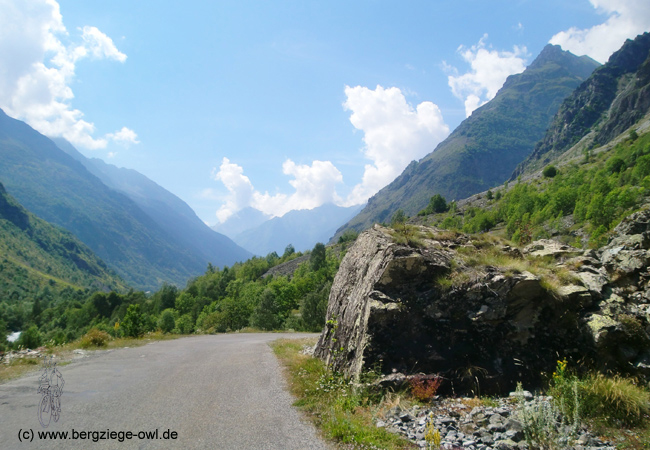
[37, 356, 64, 428]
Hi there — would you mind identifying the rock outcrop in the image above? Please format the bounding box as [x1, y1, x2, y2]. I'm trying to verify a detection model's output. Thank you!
[315, 210, 650, 394]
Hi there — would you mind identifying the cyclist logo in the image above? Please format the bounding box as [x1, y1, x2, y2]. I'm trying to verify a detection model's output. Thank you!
[37, 356, 65, 428]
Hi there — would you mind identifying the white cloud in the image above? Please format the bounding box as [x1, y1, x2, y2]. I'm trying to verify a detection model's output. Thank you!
[446, 35, 528, 117]
[212, 85, 448, 220]
[212, 158, 257, 223]
[0, 0, 134, 149]
[106, 126, 140, 146]
[212, 157, 344, 222]
[80, 26, 127, 62]
[550, 0, 650, 63]
[343, 85, 449, 205]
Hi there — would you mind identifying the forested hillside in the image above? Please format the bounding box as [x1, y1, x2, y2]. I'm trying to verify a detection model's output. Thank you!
[0, 110, 246, 290]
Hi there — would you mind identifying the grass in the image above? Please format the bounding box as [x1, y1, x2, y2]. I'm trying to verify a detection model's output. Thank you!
[271, 338, 417, 450]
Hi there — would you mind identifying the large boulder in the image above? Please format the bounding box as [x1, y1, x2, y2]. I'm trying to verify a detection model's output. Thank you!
[315, 211, 650, 393]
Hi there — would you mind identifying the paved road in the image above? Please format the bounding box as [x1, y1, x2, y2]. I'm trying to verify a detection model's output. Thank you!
[0, 333, 332, 450]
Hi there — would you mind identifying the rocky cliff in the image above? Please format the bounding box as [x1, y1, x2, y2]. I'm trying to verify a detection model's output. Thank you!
[315, 208, 650, 394]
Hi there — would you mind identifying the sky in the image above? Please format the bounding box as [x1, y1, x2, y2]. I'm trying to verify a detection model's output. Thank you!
[1, 0, 649, 226]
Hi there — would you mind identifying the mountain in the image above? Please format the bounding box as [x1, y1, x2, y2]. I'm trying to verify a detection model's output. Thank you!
[335, 44, 600, 237]
[0, 110, 249, 290]
[52, 138, 252, 274]
[0, 181, 126, 300]
[211, 207, 271, 239]
[231, 204, 363, 256]
[513, 32, 650, 177]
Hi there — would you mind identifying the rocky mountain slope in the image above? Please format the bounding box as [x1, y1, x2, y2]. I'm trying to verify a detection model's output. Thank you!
[335, 45, 600, 238]
[514, 32, 650, 177]
[0, 181, 125, 300]
[315, 211, 650, 394]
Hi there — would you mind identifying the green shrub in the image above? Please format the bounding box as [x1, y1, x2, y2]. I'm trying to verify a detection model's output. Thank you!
[17, 325, 42, 349]
[79, 328, 111, 348]
[543, 165, 558, 178]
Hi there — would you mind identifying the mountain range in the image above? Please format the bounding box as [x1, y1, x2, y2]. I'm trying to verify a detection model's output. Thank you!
[52, 138, 252, 275]
[0, 112, 250, 290]
[335, 44, 601, 238]
[216, 203, 363, 256]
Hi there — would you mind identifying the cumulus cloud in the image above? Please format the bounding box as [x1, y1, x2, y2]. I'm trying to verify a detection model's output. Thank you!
[343, 85, 449, 205]
[446, 35, 528, 117]
[0, 0, 134, 149]
[212, 157, 343, 222]
[106, 126, 140, 146]
[550, 0, 650, 63]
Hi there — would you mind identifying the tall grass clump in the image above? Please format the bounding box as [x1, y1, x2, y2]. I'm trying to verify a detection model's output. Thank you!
[581, 374, 650, 426]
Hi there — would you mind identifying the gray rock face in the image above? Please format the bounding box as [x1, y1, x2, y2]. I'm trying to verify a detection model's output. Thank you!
[315, 208, 650, 391]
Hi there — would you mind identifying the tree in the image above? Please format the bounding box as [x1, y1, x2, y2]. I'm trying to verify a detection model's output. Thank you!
[158, 309, 176, 333]
[156, 283, 178, 312]
[427, 194, 448, 213]
[282, 244, 295, 259]
[310, 243, 326, 272]
[300, 283, 330, 332]
[250, 289, 281, 331]
[122, 304, 145, 337]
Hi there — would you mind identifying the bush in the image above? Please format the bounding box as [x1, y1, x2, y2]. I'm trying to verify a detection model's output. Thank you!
[17, 325, 42, 349]
[79, 328, 111, 348]
[409, 375, 442, 402]
[543, 165, 558, 178]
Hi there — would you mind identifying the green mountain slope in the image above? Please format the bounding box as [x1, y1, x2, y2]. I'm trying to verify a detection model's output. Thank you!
[0, 181, 126, 300]
[514, 32, 650, 176]
[0, 110, 230, 290]
[336, 45, 600, 237]
[52, 138, 252, 270]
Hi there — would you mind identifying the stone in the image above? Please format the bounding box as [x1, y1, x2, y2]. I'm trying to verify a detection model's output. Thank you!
[523, 239, 581, 258]
[315, 208, 650, 391]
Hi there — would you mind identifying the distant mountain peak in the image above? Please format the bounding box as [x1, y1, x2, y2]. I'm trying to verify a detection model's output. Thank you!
[335, 43, 601, 238]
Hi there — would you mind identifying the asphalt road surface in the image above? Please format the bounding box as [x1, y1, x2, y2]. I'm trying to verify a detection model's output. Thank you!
[0, 333, 332, 449]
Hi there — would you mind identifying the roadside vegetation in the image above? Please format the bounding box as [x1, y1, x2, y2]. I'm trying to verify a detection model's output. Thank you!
[273, 339, 650, 450]
[272, 338, 417, 450]
[1, 242, 342, 355]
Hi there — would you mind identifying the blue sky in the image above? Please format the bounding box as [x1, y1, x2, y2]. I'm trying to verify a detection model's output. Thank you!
[1, 0, 649, 225]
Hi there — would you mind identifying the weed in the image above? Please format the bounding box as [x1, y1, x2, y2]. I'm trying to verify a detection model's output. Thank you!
[409, 375, 442, 402]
